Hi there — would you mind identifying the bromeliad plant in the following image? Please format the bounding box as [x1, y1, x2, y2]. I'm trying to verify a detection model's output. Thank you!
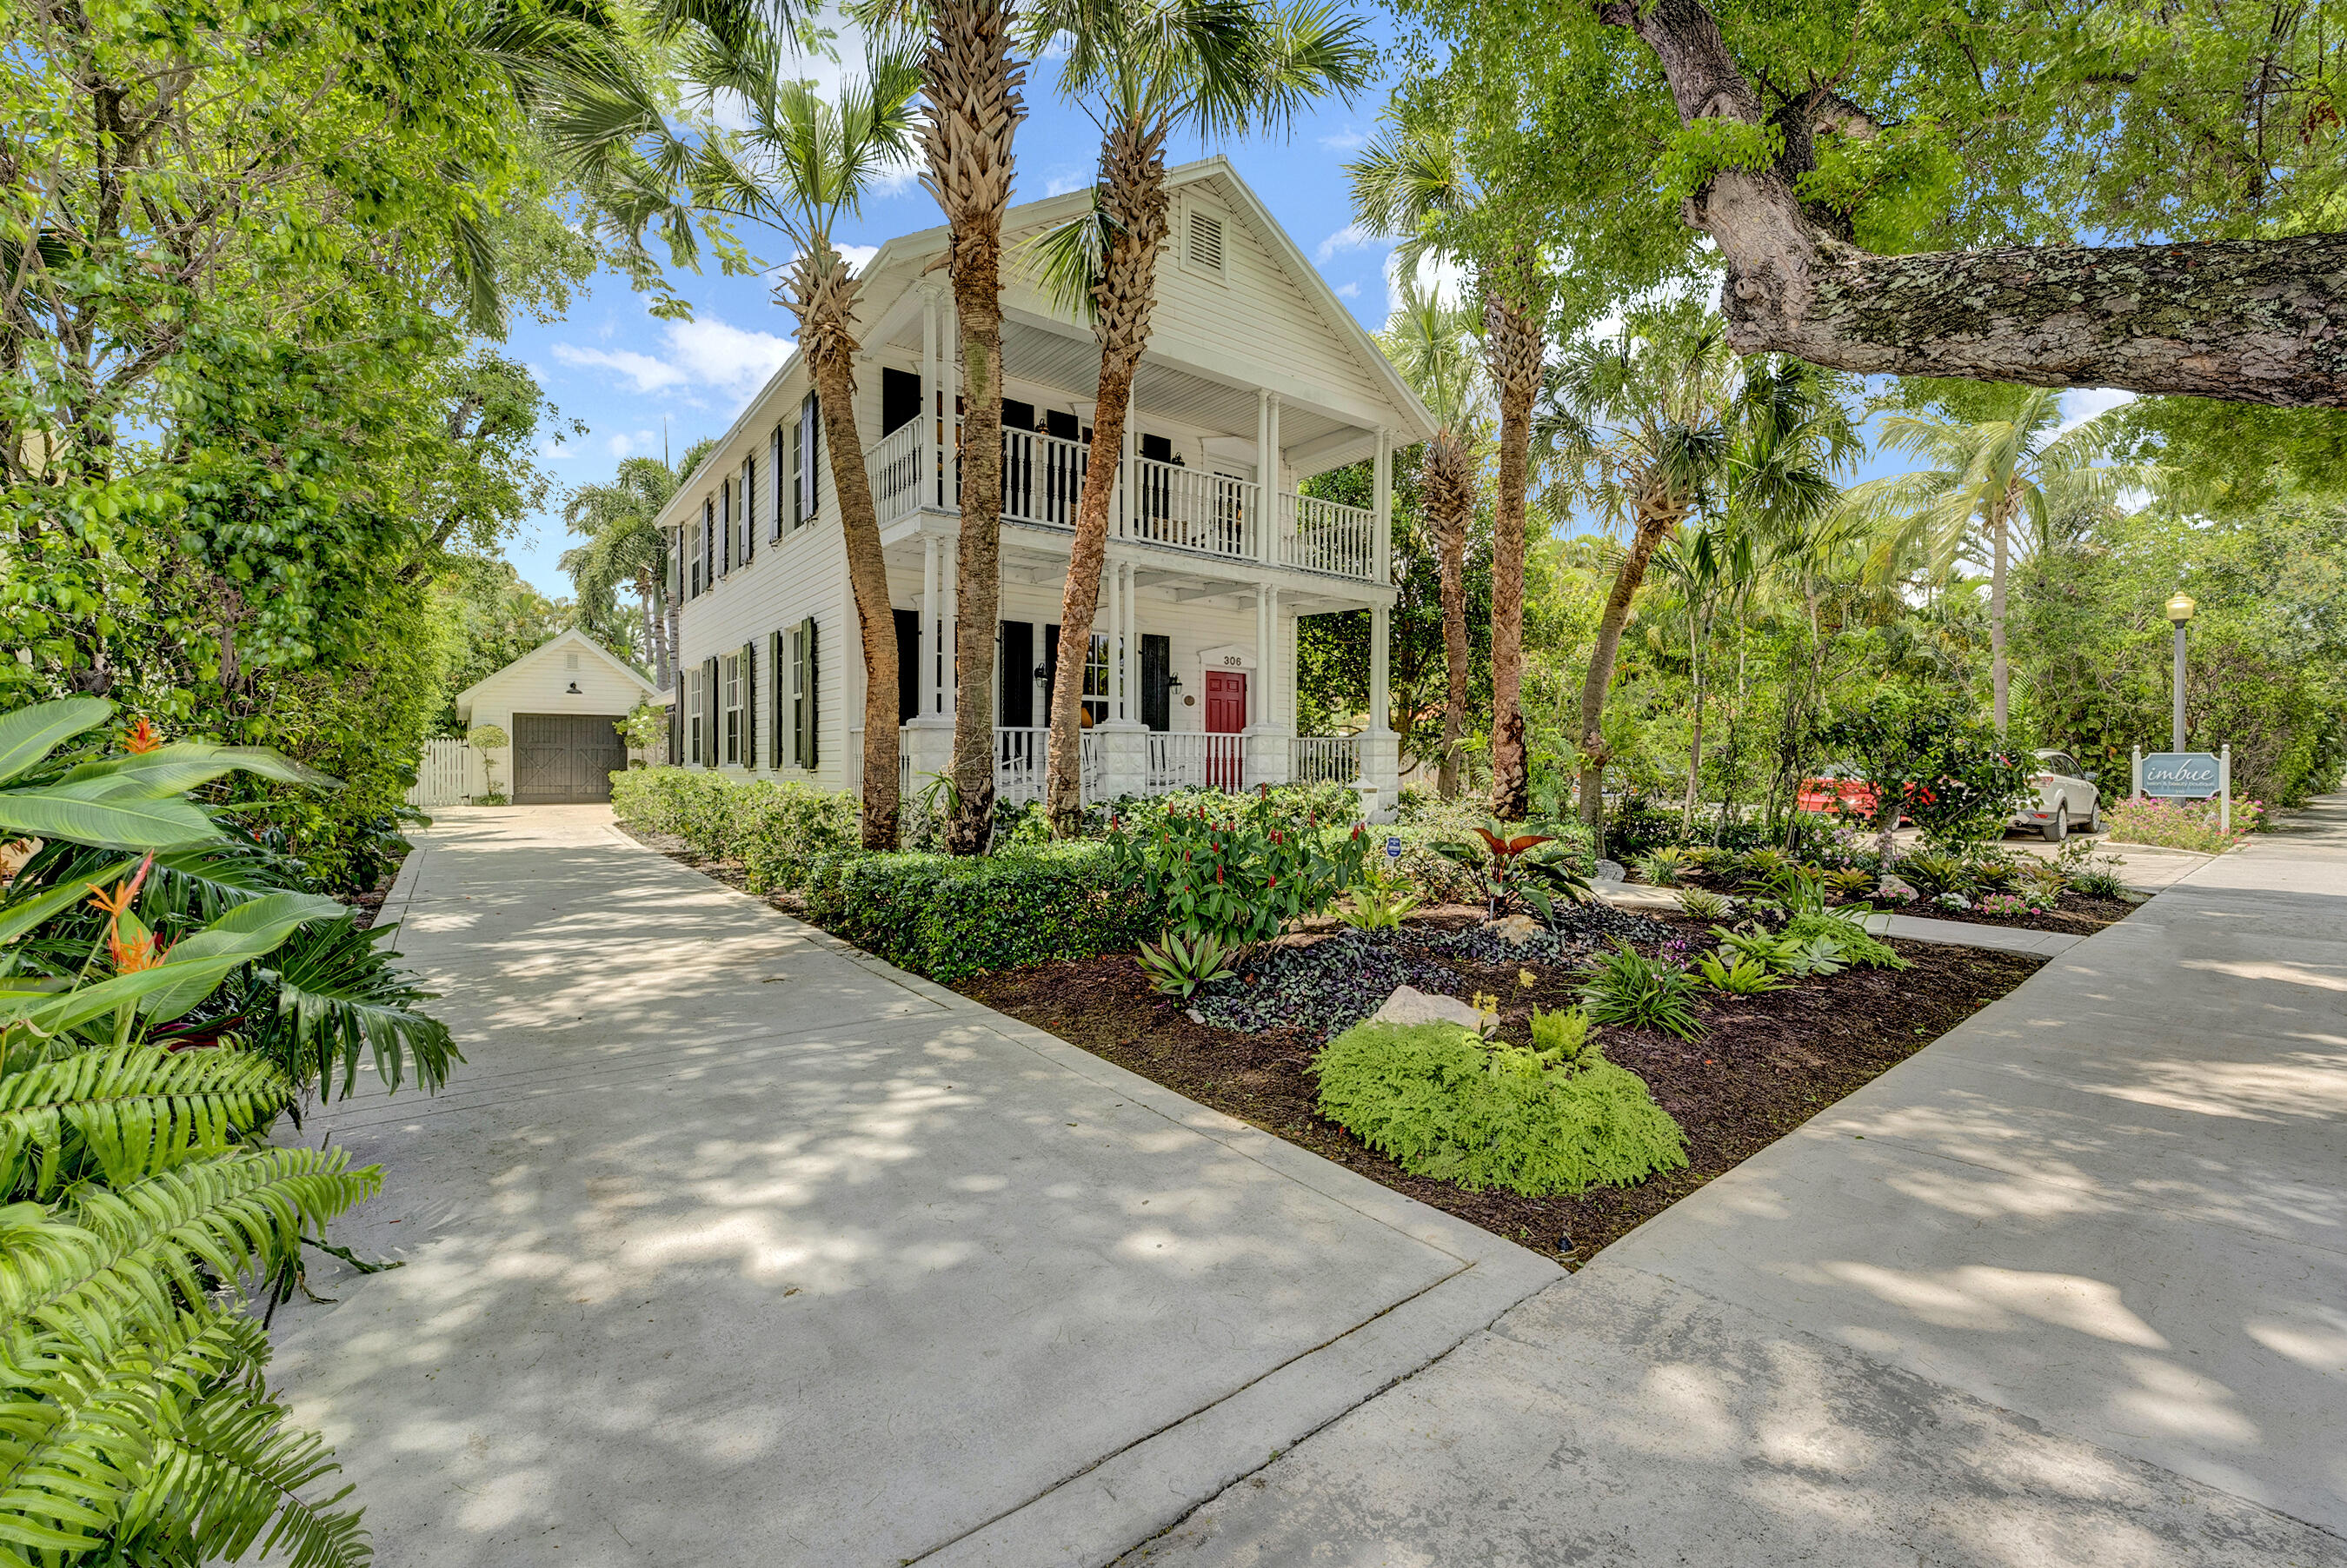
[1134, 927, 1240, 999]
[1436, 828, 1596, 926]
[0, 698, 457, 1565]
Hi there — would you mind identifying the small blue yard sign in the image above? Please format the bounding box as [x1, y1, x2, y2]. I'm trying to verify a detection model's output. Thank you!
[1384, 834, 1403, 862]
[2142, 752, 2222, 798]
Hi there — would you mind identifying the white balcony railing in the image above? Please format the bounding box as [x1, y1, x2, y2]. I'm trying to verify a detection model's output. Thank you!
[1290, 734, 1363, 786]
[1147, 732, 1247, 792]
[1279, 493, 1378, 580]
[868, 420, 927, 529]
[864, 422, 1375, 581]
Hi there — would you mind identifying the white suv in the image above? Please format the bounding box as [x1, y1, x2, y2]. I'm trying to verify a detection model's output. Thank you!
[2013, 749, 2101, 841]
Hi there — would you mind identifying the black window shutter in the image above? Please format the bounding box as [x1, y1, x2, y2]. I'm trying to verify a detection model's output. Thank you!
[741, 640, 756, 764]
[999, 621, 1033, 728]
[770, 426, 786, 537]
[894, 608, 920, 724]
[1041, 623, 1060, 716]
[702, 656, 720, 766]
[800, 617, 820, 768]
[789, 410, 804, 528]
[702, 502, 715, 585]
[1142, 634, 1171, 731]
[742, 458, 756, 561]
[720, 485, 732, 574]
[881, 367, 921, 434]
[668, 690, 681, 764]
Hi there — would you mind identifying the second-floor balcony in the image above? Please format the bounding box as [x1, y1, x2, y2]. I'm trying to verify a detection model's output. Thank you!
[866, 419, 1381, 583]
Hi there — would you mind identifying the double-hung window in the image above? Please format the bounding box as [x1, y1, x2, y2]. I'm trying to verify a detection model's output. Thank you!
[720, 652, 744, 766]
[688, 668, 705, 763]
[791, 392, 820, 528]
[702, 499, 715, 586]
[687, 522, 702, 598]
[1081, 633, 1109, 725]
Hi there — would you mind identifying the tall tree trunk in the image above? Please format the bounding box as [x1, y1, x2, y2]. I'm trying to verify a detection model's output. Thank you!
[1424, 429, 1474, 799]
[1989, 489, 2011, 735]
[1577, 501, 1678, 852]
[1048, 116, 1170, 838]
[921, 0, 1024, 856]
[1484, 286, 1542, 820]
[1593, 0, 2347, 407]
[787, 249, 903, 851]
[637, 574, 662, 688]
[1680, 605, 1704, 832]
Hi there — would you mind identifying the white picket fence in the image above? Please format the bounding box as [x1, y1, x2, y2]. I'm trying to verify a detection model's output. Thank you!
[407, 738, 482, 807]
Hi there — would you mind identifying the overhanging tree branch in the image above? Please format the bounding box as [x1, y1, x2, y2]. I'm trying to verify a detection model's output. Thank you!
[1596, 0, 2347, 408]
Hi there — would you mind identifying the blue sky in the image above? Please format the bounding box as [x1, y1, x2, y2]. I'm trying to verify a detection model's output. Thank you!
[495, 17, 2134, 599]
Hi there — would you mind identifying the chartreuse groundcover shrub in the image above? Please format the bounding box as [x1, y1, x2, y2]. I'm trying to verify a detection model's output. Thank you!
[0, 697, 457, 1566]
[1313, 1010, 1688, 1197]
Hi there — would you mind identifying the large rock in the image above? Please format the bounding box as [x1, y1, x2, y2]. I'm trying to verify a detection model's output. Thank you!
[1366, 985, 1491, 1034]
[1486, 914, 1545, 947]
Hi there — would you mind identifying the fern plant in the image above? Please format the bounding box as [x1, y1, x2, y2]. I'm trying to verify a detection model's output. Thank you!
[0, 698, 434, 1567]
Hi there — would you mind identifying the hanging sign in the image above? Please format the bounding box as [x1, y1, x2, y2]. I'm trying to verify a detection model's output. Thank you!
[2141, 752, 2222, 798]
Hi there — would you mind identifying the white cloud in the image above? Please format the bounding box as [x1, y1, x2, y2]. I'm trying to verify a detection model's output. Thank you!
[1317, 222, 1378, 264]
[608, 429, 659, 459]
[1333, 280, 1360, 300]
[1319, 125, 1366, 152]
[1380, 247, 1470, 322]
[2059, 387, 2136, 434]
[837, 243, 881, 273]
[552, 315, 794, 402]
[1044, 164, 1092, 197]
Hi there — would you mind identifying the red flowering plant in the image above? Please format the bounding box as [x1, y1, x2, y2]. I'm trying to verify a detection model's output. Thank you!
[1109, 789, 1372, 960]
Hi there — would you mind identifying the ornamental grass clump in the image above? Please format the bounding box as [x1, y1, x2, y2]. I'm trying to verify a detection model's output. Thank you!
[1313, 1016, 1688, 1196]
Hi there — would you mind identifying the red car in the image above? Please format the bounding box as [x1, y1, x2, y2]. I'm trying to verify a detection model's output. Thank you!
[1797, 764, 1929, 824]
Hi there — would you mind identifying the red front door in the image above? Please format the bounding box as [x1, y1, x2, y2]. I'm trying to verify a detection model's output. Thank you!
[1204, 670, 1246, 788]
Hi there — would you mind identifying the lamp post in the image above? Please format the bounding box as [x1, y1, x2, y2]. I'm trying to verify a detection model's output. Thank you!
[2165, 592, 2196, 753]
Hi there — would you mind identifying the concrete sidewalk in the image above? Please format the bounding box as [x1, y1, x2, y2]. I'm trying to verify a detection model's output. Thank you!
[1126, 798, 2347, 1566]
[267, 807, 1559, 1568]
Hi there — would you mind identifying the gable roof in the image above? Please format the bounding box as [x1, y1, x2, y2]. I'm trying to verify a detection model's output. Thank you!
[455, 627, 658, 714]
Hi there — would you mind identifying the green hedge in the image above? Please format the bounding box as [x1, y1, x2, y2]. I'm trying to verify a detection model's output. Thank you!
[609, 767, 858, 893]
[803, 841, 1160, 982]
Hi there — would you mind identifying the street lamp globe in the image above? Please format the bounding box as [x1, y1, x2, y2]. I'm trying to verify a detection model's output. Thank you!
[2166, 592, 2197, 626]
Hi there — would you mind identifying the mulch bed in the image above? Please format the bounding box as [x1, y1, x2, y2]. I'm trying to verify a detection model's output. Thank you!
[616, 823, 2047, 1266]
[1890, 894, 2138, 935]
[961, 920, 2042, 1267]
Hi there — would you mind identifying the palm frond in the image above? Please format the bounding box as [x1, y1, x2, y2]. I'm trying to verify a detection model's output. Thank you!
[256, 919, 460, 1098]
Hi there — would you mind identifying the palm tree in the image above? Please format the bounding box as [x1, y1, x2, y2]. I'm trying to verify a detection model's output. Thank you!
[555, 27, 922, 850]
[1844, 387, 2152, 734]
[1349, 104, 1547, 819]
[1377, 275, 1483, 797]
[1542, 305, 1738, 852]
[562, 455, 685, 688]
[1021, 0, 1372, 836]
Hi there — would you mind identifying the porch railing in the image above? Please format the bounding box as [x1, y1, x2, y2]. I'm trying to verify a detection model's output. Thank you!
[864, 422, 1375, 581]
[994, 727, 1101, 804]
[1147, 732, 1247, 792]
[1290, 734, 1363, 786]
[1279, 493, 1377, 580]
[845, 729, 917, 802]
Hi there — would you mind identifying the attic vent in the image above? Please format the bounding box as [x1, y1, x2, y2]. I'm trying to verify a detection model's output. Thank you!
[1185, 210, 1225, 275]
[565, 654, 581, 670]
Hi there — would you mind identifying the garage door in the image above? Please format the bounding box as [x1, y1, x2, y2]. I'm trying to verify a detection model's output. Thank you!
[512, 713, 627, 804]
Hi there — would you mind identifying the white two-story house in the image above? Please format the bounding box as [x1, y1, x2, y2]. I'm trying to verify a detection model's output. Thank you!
[658, 156, 1432, 814]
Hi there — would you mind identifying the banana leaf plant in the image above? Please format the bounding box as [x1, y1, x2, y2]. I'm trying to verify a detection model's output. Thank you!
[1436, 827, 1598, 926]
[0, 698, 451, 1565]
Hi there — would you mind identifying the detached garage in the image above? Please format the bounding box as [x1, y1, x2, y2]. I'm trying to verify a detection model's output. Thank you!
[454, 628, 661, 805]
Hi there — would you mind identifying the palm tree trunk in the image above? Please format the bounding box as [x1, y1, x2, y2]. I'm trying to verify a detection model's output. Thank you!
[921, 0, 1024, 856]
[1989, 490, 2011, 735]
[788, 249, 903, 851]
[1577, 500, 1676, 853]
[637, 570, 664, 688]
[1681, 605, 1704, 832]
[1484, 285, 1542, 821]
[1048, 116, 1169, 838]
[1424, 430, 1473, 799]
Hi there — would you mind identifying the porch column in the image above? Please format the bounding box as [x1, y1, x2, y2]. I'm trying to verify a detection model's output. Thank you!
[1244, 584, 1292, 787]
[940, 536, 958, 720]
[1368, 601, 1390, 735]
[1117, 416, 1134, 541]
[1360, 596, 1399, 818]
[1119, 561, 1137, 723]
[1260, 395, 1282, 566]
[921, 289, 941, 508]
[919, 533, 941, 717]
[1373, 427, 1393, 586]
[941, 296, 960, 510]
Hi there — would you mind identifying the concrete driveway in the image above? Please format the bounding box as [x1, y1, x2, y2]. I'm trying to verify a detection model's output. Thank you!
[268, 807, 1558, 1567]
[1127, 798, 2347, 1566]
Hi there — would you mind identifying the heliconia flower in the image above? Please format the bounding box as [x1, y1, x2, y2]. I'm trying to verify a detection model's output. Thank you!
[88, 855, 165, 973]
[121, 716, 163, 754]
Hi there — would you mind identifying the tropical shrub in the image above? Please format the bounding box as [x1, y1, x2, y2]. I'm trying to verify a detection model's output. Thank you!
[1673, 887, 1735, 920]
[2101, 794, 2262, 853]
[804, 843, 1161, 982]
[1334, 865, 1422, 931]
[1815, 696, 2032, 854]
[1313, 1019, 1688, 1196]
[1577, 942, 1706, 1039]
[609, 767, 858, 890]
[1108, 796, 1368, 949]
[1433, 829, 1595, 925]
[1784, 911, 1906, 970]
[0, 698, 451, 1565]
[1695, 947, 1790, 993]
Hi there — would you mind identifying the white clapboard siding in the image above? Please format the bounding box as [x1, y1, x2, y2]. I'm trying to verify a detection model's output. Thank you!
[407, 739, 479, 807]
